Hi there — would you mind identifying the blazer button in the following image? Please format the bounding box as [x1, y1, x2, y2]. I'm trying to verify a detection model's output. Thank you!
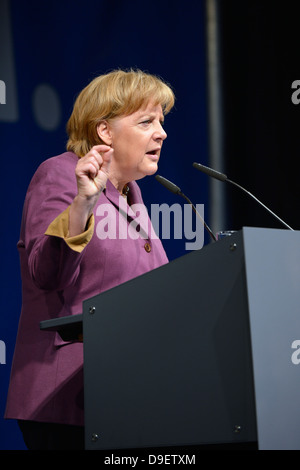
[144, 242, 151, 253]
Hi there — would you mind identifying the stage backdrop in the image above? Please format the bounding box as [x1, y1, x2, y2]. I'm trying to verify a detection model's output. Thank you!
[0, 0, 209, 449]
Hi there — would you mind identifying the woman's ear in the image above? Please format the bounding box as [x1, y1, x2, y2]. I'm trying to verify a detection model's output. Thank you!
[97, 121, 113, 145]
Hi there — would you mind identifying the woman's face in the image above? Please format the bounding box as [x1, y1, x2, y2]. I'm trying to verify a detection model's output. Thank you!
[100, 102, 167, 187]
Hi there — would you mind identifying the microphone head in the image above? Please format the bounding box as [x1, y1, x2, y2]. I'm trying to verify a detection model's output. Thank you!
[193, 162, 227, 182]
[155, 175, 182, 195]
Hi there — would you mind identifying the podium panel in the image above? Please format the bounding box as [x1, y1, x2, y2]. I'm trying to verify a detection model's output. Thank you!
[243, 227, 300, 450]
[82, 230, 257, 450]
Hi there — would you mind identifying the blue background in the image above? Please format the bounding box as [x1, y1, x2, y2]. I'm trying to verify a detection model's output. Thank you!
[0, 0, 209, 449]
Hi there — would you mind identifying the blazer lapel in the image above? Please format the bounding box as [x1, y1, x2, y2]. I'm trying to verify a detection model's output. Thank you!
[104, 180, 152, 240]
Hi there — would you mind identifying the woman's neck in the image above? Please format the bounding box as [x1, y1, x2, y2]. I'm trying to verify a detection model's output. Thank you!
[109, 176, 129, 197]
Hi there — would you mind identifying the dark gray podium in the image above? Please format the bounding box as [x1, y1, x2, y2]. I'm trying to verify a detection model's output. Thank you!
[40, 227, 300, 450]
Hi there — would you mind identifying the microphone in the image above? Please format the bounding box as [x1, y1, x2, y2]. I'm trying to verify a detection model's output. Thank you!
[155, 174, 217, 241]
[192, 162, 294, 231]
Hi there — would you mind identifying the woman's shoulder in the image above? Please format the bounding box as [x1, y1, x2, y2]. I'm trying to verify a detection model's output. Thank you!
[27, 152, 78, 194]
[32, 151, 77, 179]
[37, 151, 78, 173]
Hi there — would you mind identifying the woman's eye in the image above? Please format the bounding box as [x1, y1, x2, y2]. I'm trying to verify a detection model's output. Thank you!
[139, 118, 164, 127]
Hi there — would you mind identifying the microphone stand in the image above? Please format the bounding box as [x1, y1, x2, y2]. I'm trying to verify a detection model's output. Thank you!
[193, 162, 294, 231]
[155, 175, 217, 242]
[226, 178, 294, 231]
[178, 192, 217, 241]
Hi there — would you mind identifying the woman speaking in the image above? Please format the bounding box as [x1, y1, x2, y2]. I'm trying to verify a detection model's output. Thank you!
[5, 69, 175, 450]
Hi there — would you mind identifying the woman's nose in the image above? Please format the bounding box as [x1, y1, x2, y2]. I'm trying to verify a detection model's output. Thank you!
[153, 123, 167, 141]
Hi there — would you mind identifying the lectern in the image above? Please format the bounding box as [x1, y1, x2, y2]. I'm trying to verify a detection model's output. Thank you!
[40, 227, 300, 450]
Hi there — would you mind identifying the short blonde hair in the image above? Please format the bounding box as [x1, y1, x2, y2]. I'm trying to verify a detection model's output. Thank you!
[66, 69, 175, 157]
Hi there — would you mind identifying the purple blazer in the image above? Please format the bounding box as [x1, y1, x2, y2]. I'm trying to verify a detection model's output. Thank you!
[5, 151, 168, 426]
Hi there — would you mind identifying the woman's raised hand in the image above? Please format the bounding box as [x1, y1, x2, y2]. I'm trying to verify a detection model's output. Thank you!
[69, 145, 113, 237]
[75, 145, 113, 199]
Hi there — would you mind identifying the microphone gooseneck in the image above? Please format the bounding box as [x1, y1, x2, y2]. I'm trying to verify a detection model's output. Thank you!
[192, 162, 294, 231]
[155, 175, 217, 242]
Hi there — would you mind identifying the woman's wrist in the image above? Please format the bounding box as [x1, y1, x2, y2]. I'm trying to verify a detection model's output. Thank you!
[68, 194, 97, 237]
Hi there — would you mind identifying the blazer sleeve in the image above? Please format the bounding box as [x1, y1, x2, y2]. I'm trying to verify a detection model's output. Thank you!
[22, 155, 94, 291]
[45, 205, 94, 253]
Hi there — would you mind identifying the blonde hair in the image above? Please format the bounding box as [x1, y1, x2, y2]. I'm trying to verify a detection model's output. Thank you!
[66, 69, 175, 157]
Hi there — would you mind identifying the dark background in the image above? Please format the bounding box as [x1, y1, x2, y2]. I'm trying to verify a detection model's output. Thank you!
[1, 0, 300, 450]
[219, 0, 300, 231]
